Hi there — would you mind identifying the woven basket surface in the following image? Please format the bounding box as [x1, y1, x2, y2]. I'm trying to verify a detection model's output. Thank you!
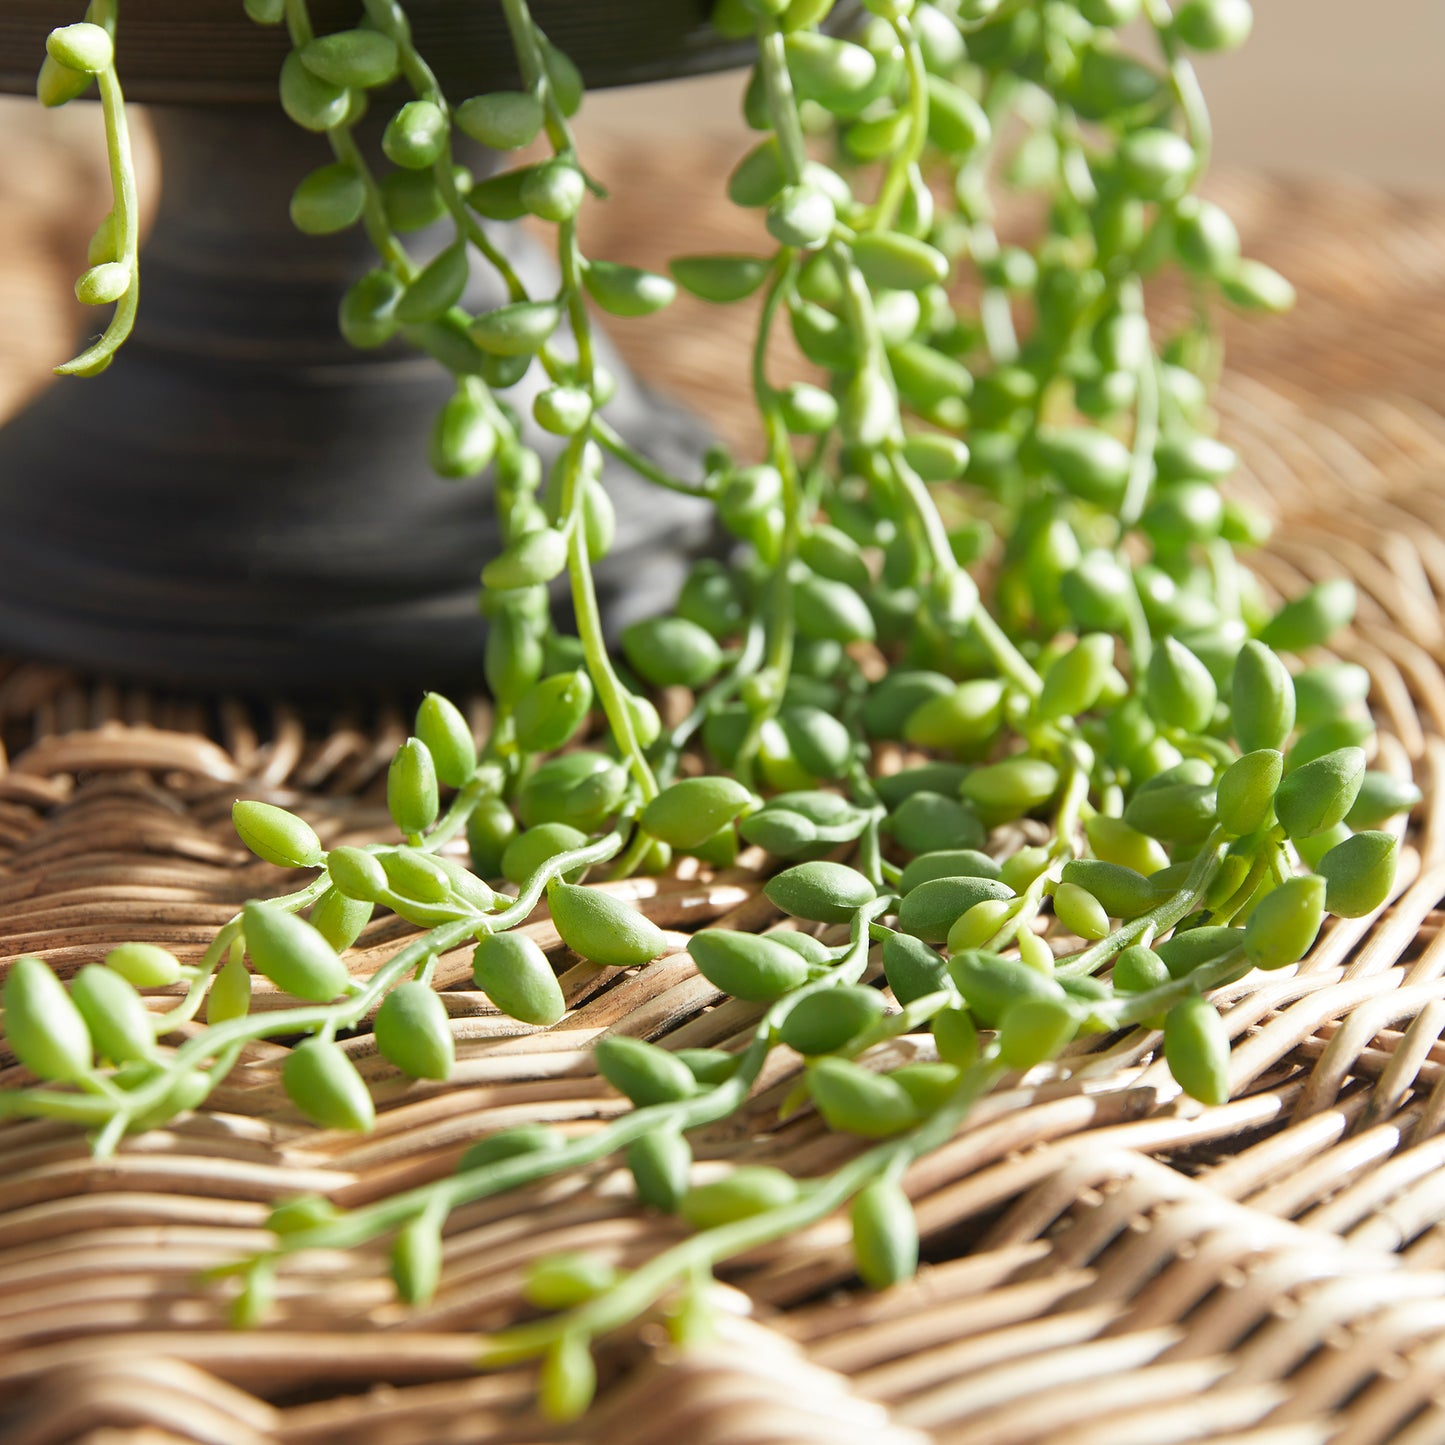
[4, 127, 1445, 1444]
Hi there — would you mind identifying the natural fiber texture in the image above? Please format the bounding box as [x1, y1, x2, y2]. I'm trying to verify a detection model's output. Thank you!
[4, 145, 1445, 1443]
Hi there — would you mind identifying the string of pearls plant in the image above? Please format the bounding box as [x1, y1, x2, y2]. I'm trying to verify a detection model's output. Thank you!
[16, 0, 1421, 1420]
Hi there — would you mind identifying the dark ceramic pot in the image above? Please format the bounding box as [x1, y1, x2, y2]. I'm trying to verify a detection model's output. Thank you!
[0, 3, 750, 693]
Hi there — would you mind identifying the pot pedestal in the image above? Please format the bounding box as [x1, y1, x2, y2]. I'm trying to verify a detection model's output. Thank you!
[0, 108, 712, 693]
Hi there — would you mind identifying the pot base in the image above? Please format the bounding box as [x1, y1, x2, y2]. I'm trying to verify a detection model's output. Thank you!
[0, 108, 714, 693]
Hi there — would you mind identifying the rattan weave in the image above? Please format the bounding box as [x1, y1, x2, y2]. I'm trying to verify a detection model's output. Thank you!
[3, 145, 1445, 1443]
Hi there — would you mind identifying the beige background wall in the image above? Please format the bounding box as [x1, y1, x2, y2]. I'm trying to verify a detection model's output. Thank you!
[588, 0, 1445, 193]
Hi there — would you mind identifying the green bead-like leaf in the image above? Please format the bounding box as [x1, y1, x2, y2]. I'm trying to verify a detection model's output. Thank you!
[233, 800, 323, 870]
[514, 671, 594, 754]
[583, 260, 676, 318]
[414, 693, 477, 789]
[1286, 717, 1374, 774]
[620, 616, 724, 689]
[1146, 637, 1218, 733]
[960, 757, 1060, 822]
[642, 777, 754, 851]
[3, 956, 93, 1082]
[595, 1035, 697, 1106]
[429, 390, 496, 480]
[539, 1334, 596, 1425]
[501, 823, 590, 888]
[471, 932, 566, 1026]
[765, 861, 877, 924]
[1123, 780, 1218, 845]
[482, 529, 568, 591]
[1037, 634, 1116, 720]
[396, 245, 469, 326]
[1034, 426, 1132, 507]
[104, 942, 182, 989]
[998, 995, 1078, 1069]
[932, 1004, 980, 1067]
[897, 849, 1002, 895]
[207, 955, 252, 1025]
[282, 1039, 376, 1131]
[808, 1057, 919, 1137]
[785, 32, 878, 112]
[37, 54, 93, 108]
[1231, 644, 1300, 757]
[669, 254, 771, 304]
[280, 50, 351, 132]
[851, 1178, 918, 1290]
[459, 1124, 564, 1173]
[1060, 859, 1157, 920]
[521, 158, 586, 222]
[46, 22, 114, 74]
[1216, 749, 1283, 837]
[1173, 0, 1254, 51]
[904, 679, 1007, 755]
[781, 705, 853, 780]
[309, 888, 373, 953]
[299, 29, 399, 89]
[469, 300, 562, 357]
[1155, 926, 1245, 979]
[328, 845, 389, 903]
[375, 981, 455, 1080]
[1346, 772, 1422, 830]
[1317, 831, 1398, 918]
[1244, 874, 1326, 970]
[1112, 944, 1170, 994]
[72, 964, 154, 1063]
[382, 99, 448, 170]
[1222, 259, 1296, 314]
[243, 900, 351, 1002]
[391, 1216, 443, 1306]
[517, 753, 626, 831]
[898, 875, 1014, 944]
[524, 1251, 618, 1311]
[852, 231, 949, 291]
[455, 91, 545, 150]
[627, 1127, 692, 1212]
[878, 930, 947, 1011]
[779, 986, 886, 1055]
[549, 882, 669, 967]
[1084, 815, 1170, 876]
[794, 575, 876, 645]
[267, 1195, 342, 1236]
[1164, 996, 1230, 1105]
[681, 1166, 799, 1229]
[689, 929, 813, 1002]
[340, 270, 404, 350]
[388, 738, 440, 837]
[947, 950, 1067, 1028]
[1051, 881, 1110, 940]
[862, 671, 954, 741]
[926, 75, 991, 154]
[289, 163, 365, 235]
[1274, 747, 1366, 840]
[1258, 579, 1357, 654]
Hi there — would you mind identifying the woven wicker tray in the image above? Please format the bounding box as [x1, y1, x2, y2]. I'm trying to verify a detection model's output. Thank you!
[4, 142, 1445, 1443]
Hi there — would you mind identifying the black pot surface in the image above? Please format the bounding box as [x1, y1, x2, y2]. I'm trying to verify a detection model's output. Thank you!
[0, 106, 716, 694]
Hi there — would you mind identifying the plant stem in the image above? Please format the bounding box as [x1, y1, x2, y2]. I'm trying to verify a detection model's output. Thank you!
[871, 15, 929, 230]
[55, 27, 139, 375]
[1058, 829, 1228, 978]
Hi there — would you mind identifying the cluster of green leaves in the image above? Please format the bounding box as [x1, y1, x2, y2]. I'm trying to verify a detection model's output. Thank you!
[21, 0, 1422, 1422]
